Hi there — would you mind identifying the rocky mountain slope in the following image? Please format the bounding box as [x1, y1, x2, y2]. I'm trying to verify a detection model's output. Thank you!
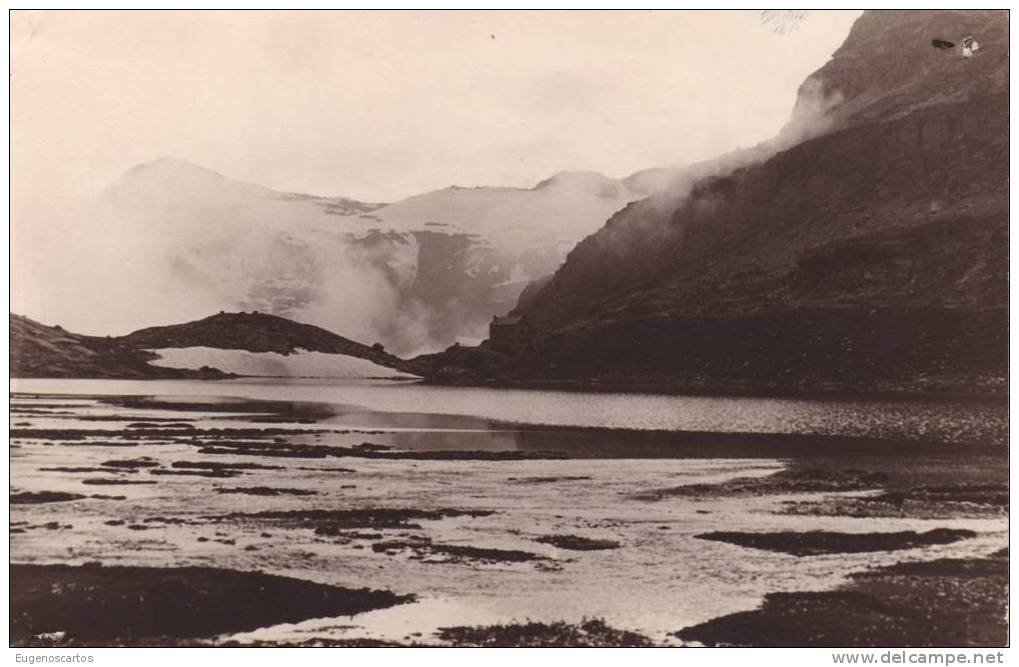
[96, 158, 658, 356]
[10, 312, 408, 379]
[122, 311, 386, 358]
[448, 10, 1008, 395]
[9, 314, 227, 379]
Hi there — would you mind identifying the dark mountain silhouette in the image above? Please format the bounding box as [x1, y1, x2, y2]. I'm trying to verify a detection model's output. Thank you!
[10, 312, 404, 379]
[419, 10, 1008, 396]
[122, 311, 387, 358]
[9, 314, 227, 379]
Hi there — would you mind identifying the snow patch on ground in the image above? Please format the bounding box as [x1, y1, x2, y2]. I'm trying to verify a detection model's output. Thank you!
[147, 346, 417, 378]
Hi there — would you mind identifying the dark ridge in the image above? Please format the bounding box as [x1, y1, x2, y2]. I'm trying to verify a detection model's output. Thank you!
[695, 528, 976, 556]
[215, 508, 494, 531]
[535, 535, 621, 551]
[215, 487, 318, 497]
[121, 311, 378, 357]
[371, 538, 547, 564]
[10, 311, 408, 379]
[10, 563, 412, 644]
[676, 551, 1008, 647]
[10, 491, 87, 504]
[438, 619, 654, 647]
[8, 314, 233, 380]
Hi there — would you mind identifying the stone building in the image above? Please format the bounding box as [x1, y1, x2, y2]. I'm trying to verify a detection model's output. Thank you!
[488, 315, 534, 356]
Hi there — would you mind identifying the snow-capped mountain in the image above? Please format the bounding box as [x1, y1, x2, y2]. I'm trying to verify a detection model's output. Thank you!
[96, 157, 656, 355]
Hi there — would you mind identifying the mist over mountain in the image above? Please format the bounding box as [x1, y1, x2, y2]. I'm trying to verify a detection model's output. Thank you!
[91, 158, 659, 356]
[435, 10, 1008, 395]
[15, 10, 1003, 390]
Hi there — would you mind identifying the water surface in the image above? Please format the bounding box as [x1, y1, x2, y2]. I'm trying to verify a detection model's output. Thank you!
[9, 378, 1008, 644]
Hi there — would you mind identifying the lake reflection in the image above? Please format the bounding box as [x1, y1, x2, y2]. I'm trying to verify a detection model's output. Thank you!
[11, 377, 1008, 453]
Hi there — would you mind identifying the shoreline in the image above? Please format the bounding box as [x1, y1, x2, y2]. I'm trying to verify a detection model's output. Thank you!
[10, 372, 1010, 403]
[416, 376, 1009, 403]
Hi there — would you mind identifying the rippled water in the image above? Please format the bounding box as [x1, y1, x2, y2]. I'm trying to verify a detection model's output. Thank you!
[9, 378, 1009, 645]
[11, 377, 1009, 445]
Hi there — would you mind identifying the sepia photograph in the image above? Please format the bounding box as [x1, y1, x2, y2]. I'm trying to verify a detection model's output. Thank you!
[8, 8, 1010, 652]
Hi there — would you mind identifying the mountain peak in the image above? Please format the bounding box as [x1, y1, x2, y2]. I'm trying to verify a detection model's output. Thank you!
[791, 10, 1007, 130]
[123, 310, 379, 357]
[531, 170, 623, 198]
[533, 170, 610, 187]
[107, 157, 271, 204]
[126, 156, 225, 180]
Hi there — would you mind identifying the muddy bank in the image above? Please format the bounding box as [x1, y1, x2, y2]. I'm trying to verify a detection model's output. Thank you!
[509, 475, 593, 484]
[635, 457, 1008, 520]
[436, 619, 655, 647]
[371, 537, 549, 565]
[214, 508, 495, 532]
[633, 466, 886, 501]
[215, 486, 318, 497]
[198, 439, 569, 461]
[535, 534, 621, 551]
[696, 528, 976, 556]
[41, 618, 655, 647]
[785, 483, 1010, 519]
[10, 563, 412, 646]
[10, 491, 88, 504]
[9, 426, 329, 440]
[676, 550, 1008, 647]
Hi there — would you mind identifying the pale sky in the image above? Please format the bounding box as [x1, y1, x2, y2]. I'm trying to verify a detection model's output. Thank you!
[11, 10, 861, 204]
